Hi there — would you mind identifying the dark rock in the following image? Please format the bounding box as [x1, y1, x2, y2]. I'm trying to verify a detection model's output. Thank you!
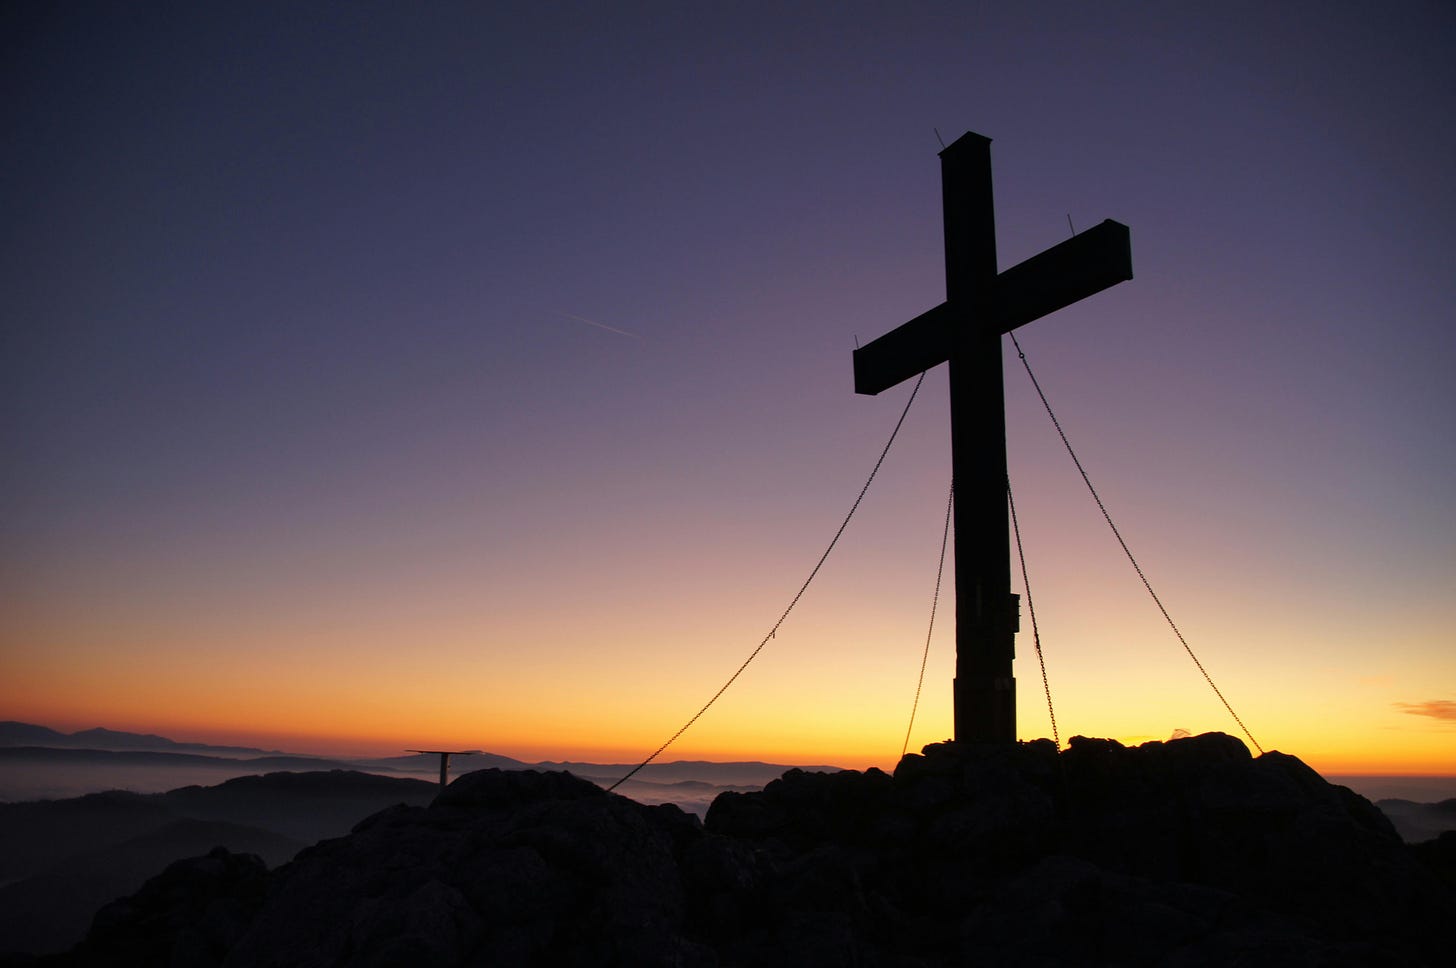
[705, 767, 895, 850]
[432, 767, 604, 810]
[1409, 828, 1456, 892]
[0, 819, 300, 956]
[69, 847, 269, 968]
[41, 738, 1456, 966]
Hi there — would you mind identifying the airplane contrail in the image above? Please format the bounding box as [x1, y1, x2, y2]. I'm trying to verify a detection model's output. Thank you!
[556, 311, 642, 339]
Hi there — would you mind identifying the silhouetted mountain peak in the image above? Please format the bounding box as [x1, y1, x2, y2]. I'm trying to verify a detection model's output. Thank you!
[55, 734, 1455, 966]
[68, 727, 176, 749]
[0, 721, 289, 758]
[0, 722, 67, 745]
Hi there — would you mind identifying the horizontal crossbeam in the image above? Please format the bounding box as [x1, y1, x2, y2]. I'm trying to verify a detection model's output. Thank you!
[853, 304, 953, 396]
[852, 219, 1132, 396]
[992, 220, 1132, 335]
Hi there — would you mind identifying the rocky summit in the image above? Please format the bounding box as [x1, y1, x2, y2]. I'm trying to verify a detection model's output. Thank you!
[43, 733, 1456, 966]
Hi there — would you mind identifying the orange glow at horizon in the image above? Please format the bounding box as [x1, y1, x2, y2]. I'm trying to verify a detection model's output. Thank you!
[6, 623, 1452, 777]
[4, 513, 1454, 778]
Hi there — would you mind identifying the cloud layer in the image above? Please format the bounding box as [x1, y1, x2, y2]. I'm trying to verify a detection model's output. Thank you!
[1393, 700, 1456, 722]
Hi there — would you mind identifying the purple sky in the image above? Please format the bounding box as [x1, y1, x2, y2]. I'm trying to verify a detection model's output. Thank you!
[3, 2, 1452, 769]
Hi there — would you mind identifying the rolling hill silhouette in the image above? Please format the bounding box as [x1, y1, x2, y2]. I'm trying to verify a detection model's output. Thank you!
[0, 770, 435, 956]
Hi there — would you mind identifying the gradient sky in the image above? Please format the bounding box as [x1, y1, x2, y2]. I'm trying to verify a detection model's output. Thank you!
[4, 2, 1453, 774]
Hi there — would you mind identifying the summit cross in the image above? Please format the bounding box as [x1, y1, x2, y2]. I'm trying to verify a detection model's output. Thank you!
[852, 131, 1132, 744]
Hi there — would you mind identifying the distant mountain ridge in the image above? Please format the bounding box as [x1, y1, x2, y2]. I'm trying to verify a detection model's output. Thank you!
[1378, 798, 1456, 845]
[0, 721, 844, 791]
[0, 746, 363, 772]
[0, 721, 284, 756]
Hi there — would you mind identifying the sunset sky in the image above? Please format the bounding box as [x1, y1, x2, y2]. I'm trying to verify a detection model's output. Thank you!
[4, 3, 1452, 775]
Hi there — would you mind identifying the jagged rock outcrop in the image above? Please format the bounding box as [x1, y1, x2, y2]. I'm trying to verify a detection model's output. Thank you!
[706, 733, 1452, 965]
[47, 734, 1456, 966]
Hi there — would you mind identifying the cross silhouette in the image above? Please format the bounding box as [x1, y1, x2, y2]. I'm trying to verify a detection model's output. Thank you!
[853, 131, 1132, 743]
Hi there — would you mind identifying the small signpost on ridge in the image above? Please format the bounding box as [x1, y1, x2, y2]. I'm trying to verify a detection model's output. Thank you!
[408, 749, 481, 789]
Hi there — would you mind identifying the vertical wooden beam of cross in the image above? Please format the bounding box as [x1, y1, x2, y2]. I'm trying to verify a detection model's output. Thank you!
[853, 131, 1132, 744]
